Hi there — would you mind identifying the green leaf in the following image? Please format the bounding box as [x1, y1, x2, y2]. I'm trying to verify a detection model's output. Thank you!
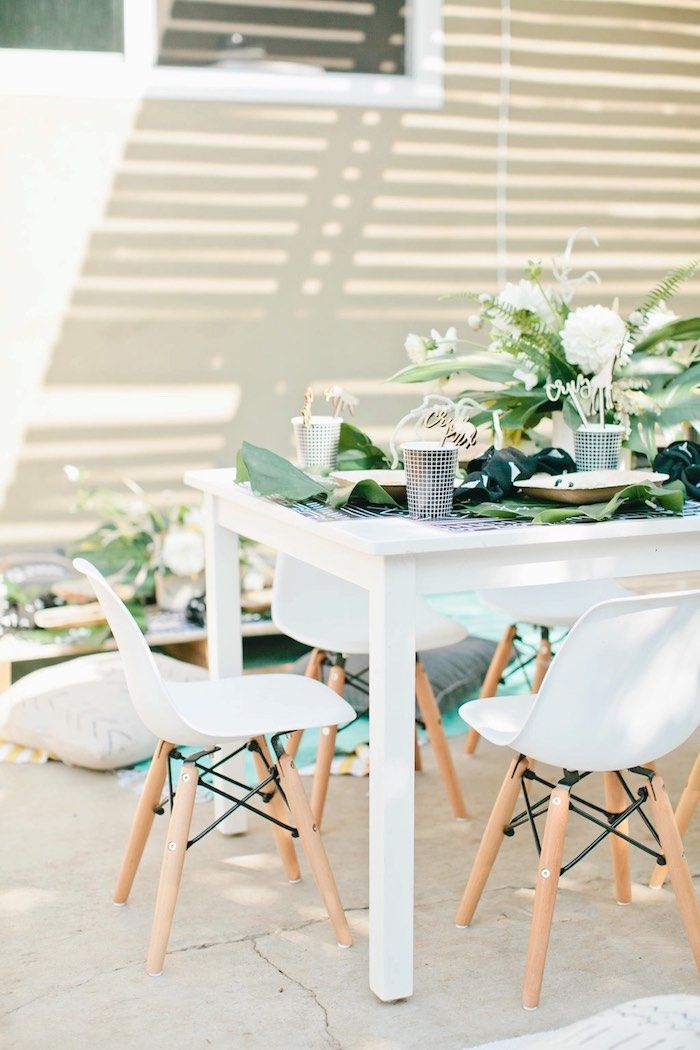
[658, 394, 700, 427]
[562, 399, 584, 432]
[336, 422, 390, 469]
[634, 260, 699, 318]
[390, 352, 516, 385]
[632, 317, 700, 354]
[665, 361, 700, 393]
[329, 478, 400, 510]
[454, 481, 686, 525]
[236, 442, 331, 501]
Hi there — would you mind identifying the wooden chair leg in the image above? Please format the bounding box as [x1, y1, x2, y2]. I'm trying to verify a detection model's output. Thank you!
[287, 649, 327, 760]
[310, 659, 344, 827]
[276, 750, 352, 947]
[456, 754, 529, 926]
[651, 750, 700, 889]
[530, 629, 552, 694]
[415, 660, 469, 820]
[647, 771, 700, 970]
[522, 784, 570, 1010]
[603, 772, 632, 905]
[114, 739, 174, 905]
[146, 762, 199, 976]
[252, 736, 301, 883]
[465, 625, 517, 756]
[414, 726, 423, 771]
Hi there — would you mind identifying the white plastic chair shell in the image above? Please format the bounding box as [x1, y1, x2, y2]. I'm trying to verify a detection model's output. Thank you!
[460, 590, 700, 772]
[272, 554, 467, 654]
[74, 558, 355, 747]
[477, 579, 633, 629]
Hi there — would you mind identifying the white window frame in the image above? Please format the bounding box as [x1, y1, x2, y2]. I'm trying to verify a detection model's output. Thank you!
[0, 0, 443, 108]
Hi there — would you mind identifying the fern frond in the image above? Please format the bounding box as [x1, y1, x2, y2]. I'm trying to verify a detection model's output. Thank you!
[636, 259, 699, 317]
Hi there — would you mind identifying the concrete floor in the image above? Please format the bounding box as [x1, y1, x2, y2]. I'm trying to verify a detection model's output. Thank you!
[2, 731, 699, 1050]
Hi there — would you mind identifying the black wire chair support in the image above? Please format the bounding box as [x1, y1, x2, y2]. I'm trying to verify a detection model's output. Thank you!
[153, 740, 300, 851]
[503, 763, 666, 875]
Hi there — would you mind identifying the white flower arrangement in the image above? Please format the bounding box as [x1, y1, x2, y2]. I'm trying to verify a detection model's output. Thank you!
[392, 230, 700, 459]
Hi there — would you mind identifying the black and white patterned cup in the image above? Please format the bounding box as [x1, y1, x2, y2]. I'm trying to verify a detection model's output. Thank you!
[292, 415, 342, 471]
[574, 425, 624, 472]
[403, 442, 458, 519]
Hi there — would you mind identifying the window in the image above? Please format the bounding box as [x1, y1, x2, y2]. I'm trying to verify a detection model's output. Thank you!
[0, 1, 442, 108]
[0, 0, 123, 53]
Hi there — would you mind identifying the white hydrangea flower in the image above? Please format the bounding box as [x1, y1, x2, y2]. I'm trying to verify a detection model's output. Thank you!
[161, 526, 205, 577]
[429, 326, 457, 355]
[560, 305, 631, 375]
[405, 333, 427, 363]
[641, 301, 678, 335]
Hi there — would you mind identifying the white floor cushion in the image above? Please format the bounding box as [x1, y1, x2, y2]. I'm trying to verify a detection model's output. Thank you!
[469, 994, 700, 1049]
[0, 651, 208, 770]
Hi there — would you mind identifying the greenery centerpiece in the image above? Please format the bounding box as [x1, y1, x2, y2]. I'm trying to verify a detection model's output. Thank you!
[65, 469, 206, 611]
[391, 231, 700, 461]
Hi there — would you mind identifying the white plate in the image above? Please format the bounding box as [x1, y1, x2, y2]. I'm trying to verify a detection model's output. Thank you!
[514, 469, 669, 505]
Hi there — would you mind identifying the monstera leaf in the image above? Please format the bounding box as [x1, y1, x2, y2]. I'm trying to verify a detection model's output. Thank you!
[236, 442, 331, 501]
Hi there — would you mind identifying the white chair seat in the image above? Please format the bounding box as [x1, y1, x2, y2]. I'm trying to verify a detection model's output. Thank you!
[284, 598, 467, 654]
[167, 674, 355, 747]
[459, 693, 536, 748]
[272, 554, 467, 654]
[478, 579, 632, 629]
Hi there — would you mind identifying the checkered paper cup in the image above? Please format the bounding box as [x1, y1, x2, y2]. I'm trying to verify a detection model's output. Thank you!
[403, 441, 459, 519]
[292, 415, 342, 471]
[574, 424, 624, 472]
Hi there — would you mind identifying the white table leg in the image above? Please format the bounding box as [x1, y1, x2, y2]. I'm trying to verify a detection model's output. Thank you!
[368, 556, 416, 1002]
[203, 493, 248, 836]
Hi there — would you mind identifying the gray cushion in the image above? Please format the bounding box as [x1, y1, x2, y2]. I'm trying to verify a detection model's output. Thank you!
[291, 635, 497, 716]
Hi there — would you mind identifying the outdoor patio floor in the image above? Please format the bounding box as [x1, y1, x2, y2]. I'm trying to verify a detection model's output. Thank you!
[3, 729, 699, 1049]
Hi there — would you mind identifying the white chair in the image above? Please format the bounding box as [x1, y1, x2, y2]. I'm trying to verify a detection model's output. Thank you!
[272, 554, 470, 822]
[74, 558, 355, 976]
[454, 589, 700, 1010]
[464, 579, 633, 755]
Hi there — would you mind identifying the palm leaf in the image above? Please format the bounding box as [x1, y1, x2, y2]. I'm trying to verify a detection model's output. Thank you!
[634, 260, 699, 318]
[633, 317, 700, 354]
[390, 352, 517, 385]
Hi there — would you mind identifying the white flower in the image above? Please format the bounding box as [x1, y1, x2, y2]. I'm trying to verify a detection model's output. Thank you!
[429, 326, 457, 355]
[560, 305, 631, 375]
[161, 526, 205, 577]
[467, 314, 482, 331]
[405, 333, 427, 363]
[641, 301, 678, 336]
[497, 279, 556, 326]
[513, 359, 539, 390]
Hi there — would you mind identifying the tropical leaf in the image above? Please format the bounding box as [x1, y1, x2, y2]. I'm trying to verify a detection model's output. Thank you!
[632, 317, 700, 355]
[336, 422, 389, 469]
[657, 394, 700, 428]
[390, 352, 517, 385]
[236, 442, 331, 501]
[328, 478, 400, 510]
[634, 260, 699, 318]
[665, 360, 700, 392]
[455, 481, 685, 524]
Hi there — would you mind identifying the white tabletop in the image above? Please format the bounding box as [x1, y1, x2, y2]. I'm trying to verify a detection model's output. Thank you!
[185, 467, 700, 559]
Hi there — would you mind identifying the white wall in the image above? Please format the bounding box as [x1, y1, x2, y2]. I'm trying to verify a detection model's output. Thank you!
[1, 0, 699, 549]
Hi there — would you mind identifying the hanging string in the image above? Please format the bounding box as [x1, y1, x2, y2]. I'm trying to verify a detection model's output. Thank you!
[496, 0, 512, 288]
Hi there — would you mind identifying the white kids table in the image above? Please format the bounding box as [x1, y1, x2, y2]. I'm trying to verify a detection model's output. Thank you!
[185, 467, 700, 1003]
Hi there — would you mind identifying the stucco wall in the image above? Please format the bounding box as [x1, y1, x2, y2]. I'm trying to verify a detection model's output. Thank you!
[1, 0, 699, 549]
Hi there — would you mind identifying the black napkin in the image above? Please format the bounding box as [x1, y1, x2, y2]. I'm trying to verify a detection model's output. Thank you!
[653, 440, 700, 500]
[454, 446, 576, 504]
